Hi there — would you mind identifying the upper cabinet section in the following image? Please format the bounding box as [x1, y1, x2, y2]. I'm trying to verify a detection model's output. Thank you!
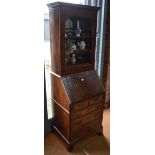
[48, 2, 100, 75]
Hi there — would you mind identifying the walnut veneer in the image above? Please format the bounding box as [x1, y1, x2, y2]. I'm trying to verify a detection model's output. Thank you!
[48, 2, 104, 151]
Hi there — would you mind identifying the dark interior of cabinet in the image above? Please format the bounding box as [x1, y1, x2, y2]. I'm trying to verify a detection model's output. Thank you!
[65, 16, 93, 67]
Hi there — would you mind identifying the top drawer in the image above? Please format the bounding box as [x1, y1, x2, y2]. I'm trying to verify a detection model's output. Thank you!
[73, 95, 104, 112]
[89, 95, 103, 105]
[73, 100, 88, 112]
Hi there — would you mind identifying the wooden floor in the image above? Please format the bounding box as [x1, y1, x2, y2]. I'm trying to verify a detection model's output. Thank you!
[44, 108, 110, 155]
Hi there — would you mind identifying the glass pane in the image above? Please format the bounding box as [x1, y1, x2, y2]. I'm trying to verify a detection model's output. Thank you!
[65, 16, 92, 66]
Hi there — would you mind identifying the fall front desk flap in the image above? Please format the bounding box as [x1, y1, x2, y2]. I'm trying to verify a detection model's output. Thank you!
[62, 70, 104, 103]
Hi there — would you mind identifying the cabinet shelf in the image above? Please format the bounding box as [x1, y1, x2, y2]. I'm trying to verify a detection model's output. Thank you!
[66, 63, 92, 69]
[65, 36, 92, 40]
[72, 49, 91, 53]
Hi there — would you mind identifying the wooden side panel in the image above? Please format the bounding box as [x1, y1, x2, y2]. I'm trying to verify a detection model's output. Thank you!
[49, 7, 61, 75]
[53, 101, 70, 141]
[102, 0, 110, 108]
[51, 73, 70, 111]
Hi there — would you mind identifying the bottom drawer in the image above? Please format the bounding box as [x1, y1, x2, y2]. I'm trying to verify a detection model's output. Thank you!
[72, 109, 103, 128]
[71, 119, 102, 141]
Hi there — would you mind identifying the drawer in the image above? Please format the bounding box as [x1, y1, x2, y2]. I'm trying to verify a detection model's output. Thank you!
[71, 119, 102, 140]
[72, 109, 103, 129]
[73, 100, 88, 112]
[89, 95, 103, 106]
[72, 103, 103, 120]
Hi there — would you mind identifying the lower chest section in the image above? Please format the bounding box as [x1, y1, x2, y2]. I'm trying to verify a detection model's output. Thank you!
[70, 95, 104, 141]
[53, 95, 104, 143]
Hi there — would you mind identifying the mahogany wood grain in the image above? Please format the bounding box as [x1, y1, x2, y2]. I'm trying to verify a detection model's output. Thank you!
[89, 95, 104, 105]
[53, 101, 70, 140]
[72, 109, 103, 129]
[48, 7, 61, 74]
[73, 100, 88, 112]
[102, 0, 110, 108]
[51, 73, 70, 111]
[72, 103, 103, 120]
[62, 70, 104, 103]
[48, 2, 103, 151]
[71, 119, 102, 141]
[50, 71, 104, 151]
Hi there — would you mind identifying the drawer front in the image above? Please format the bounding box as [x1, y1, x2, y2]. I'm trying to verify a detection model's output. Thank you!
[71, 119, 102, 140]
[89, 95, 104, 106]
[72, 109, 103, 129]
[72, 103, 103, 120]
[73, 100, 88, 112]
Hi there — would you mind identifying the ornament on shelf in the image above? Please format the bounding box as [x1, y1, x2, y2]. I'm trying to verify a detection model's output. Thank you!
[65, 57, 68, 64]
[65, 50, 71, 65]
[65, 18, 73, 29]
[74, 20, 81, 37]
[71, 54, 76, 64]
[79, 41, 86, 50]
[65, 18, 73, 37]
[71, 44, 77, 50]
[65, 39, 75, 52]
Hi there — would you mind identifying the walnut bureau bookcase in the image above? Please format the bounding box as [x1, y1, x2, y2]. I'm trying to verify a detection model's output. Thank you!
[47, 2, 104, 151]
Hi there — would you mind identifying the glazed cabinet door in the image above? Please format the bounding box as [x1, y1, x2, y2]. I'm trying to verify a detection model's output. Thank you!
[59, 7, 98, 75]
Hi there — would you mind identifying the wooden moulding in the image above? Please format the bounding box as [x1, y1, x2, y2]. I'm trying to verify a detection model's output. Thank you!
[47, 2, 100, 11]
